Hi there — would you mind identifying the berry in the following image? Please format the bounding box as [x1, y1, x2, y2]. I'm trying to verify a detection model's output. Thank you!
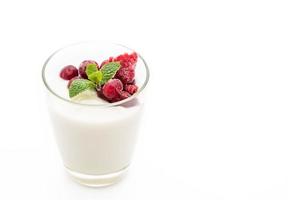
[125, 84, 138, 95]
[60, 65, 78, 80]
[119, 91, 131, 100]
[79, 60, 99, 79]
[100, 52, 138, 84]
[109, 91, 131, 102]
[114, 52, 137, 83]
[101, 79, 133, 102]
[67, 76, 81, 88]
[102, 79, 123, 102]
[114, 52, 137, 68]
[116, 66, 135, 84]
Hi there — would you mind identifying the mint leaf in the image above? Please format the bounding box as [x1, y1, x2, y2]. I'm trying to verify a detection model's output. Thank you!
[88, 71, 103, 85]
[86, 64, 103, 89]
[100, 62, 121, 85]
[69, 79, 96, 98]
[85, 64, 98, 76]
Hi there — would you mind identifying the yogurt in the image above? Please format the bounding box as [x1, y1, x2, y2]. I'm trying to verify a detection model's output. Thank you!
[48, 93, 143, 175]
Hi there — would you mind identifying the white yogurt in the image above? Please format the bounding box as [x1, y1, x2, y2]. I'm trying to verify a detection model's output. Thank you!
[48, 92, 143, 175]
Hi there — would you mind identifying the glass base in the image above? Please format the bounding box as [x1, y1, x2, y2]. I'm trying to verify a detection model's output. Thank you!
[65, 167, 128, 187]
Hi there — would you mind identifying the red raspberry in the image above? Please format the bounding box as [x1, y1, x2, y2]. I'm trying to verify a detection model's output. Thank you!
[67, 76, 81, 88]
[114, 52, 137, 83]
[116, 66, 135, 84]
[125, 84, 138, 95]
[108, 91, 131, 102]
[119, 91, 131, 100]
[59, 65, 78, 80]
[114, 52, 138, 68]
[100, 52, 138, 84]
[102, 79, 123, 102]
[79, 60, 99, 79]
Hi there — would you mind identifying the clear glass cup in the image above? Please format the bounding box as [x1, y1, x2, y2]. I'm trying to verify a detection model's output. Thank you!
[42, 42, 149, 187]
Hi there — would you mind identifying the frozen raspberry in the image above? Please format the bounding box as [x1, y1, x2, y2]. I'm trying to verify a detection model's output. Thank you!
[79, 60, 99, 79]
[100, 52, 138, 84]
[59, 65, 78, 80]
[114, 52, 138, 68]
[115, 53, 137, 83]
[119, 91, 131, 100]
[67, 76, 81, 88]
[102, 79, 123, 102]
[125, 84, 138, 95]
[108, 91, 130, 102]
[116, 66, 135, 84]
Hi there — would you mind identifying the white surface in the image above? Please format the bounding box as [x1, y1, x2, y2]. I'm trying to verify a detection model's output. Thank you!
[0, 0, 288, 199]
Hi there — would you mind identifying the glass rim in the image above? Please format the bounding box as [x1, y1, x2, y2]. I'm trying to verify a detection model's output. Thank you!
[42, 41, 150, 107]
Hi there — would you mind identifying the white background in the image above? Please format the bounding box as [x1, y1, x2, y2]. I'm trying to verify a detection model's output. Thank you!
[0, 0, 287, 199]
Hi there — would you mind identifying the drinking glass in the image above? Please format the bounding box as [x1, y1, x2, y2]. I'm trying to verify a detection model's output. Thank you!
[42, 42, 149, 187]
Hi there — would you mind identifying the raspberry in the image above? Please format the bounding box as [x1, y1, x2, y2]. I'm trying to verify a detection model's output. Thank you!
[114, 52, 137, 83]
[102, 79, 123, 102]
[100, 52, 138, 84]
[119, 91, 131, 100]
[108, 91, 131, 102]
[125, 84, 138, 95]
[79, 60, 99, 79]
[59, 65, 78, 80]
[116, 66, 135, 84]
[67, 76, 81, 88]
[114, 52, 138, 68]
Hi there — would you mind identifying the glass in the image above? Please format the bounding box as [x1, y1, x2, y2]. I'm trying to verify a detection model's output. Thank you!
[42, 42, 149, 187]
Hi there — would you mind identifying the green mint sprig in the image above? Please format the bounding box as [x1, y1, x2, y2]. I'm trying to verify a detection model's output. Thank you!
[85, 62, 120, 89]
[100, 62, 121, 85]
[69, 79, 96, 98]
[68, 62, 121, 99]
[85, 64, 102, 86]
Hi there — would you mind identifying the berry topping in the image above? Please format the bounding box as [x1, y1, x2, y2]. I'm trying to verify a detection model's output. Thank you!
[79, 60, 99, 79]
[60, 65, 78, 80]
[116, 66, 135, 84]
[100, 52, 138, 84]
[59, 52, 139, 103]
[125, 84, 138, 95]
[119, 91, 131, 100]
[114, 52, 137, 84]
[102, 79, 123, 102]
[114, 52, 137, 68]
